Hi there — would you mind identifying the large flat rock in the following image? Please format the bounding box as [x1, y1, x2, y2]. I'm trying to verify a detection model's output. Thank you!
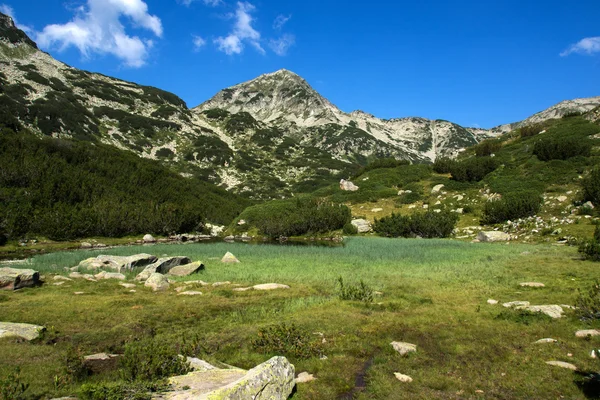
[0, 267, 40, 290]
[77, 254, 157, 272]
[0, 322, 45, 340]
[136, 257, 192, 281]
[168, 262, 205, 277]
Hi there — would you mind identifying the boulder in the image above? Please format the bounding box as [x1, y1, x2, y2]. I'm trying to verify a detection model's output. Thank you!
[394, 372, 413, 383]
[502, 301, 530, 308]
[144, 273, 170, 291]
[545, 361, 577, 371]
[516, 305, 564, 319]
[77, 254, 157, 272]
[431, 184, 444, 194]
[80, 242, 93, 249]
[186, 357, 218, 371]
[168, 262, 205, 277]
[136, 257, 192, 281]
[0, 267, 40, 290]
[221, 252, 240, 263]
[576, 329, 600, 338]
[83, 353, 121, 374]
[340, 179, 359, 192]
[390, 341, 417, 356]
[351, 219, 372, 233]
[0, 322, 45, 341]
[477, 231, 510, 242]
[253, 283, 290, 291]
[95, 272, 127, 281]
[143, 234, 156, 243]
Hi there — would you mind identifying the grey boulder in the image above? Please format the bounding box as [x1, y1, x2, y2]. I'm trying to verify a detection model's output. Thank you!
[0, 267, 40, 290]
[136, 257, 192, 281]
[0, 321, 45, 341]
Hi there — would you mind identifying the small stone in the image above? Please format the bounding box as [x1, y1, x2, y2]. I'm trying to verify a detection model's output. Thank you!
[185, 280, 209, 286]
[83, 353, 121, 374]
[371, 208, 383, 212]
[591, 350, 597, 359]
[535, 338, 558, 344]
[212, 281, 231, 287]
[74, 292, 84, 295]
[233, 287, 253, 292]
[253, 283, 290, 290]
[53, 275, 73, 281]
[178, 291, 203, 296]
[143, 234, 156, 243]
[487, 299, 498, 305]
[144, 273, 170, 291]
[221, 252, 240, 263]
[80, 242, 93, 249]
[53, 282, 65, 286]
[477, 231, 510, 242]
[390, 341, 417, 356]
[502, 301, 530, 308]
[557, 196, 567, 202]
[431, 184, 444, 194]
[545, 361, 577, 371]
[296, 372, 316, 383]
[393, 373, 413, 383]
[475, 390, 484, 394]
[576, 329, 600, 338]
[516, 305, 564, 319]
[519, 282, 545, 288]
[129, 290, 136, 293]
[120, 283, 136, 289]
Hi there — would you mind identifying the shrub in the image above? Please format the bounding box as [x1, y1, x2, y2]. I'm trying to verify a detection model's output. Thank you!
[119, 339, 191, 382]
[574, 281, 600, 321]
[374, 210, 458, 238]
[252, 323, 322, 359]
[533, 137, 592, 161]
[432, 157, 455, 174]
[397, 191, 422, 205]
[519, 124, 544, 138]
[343, 222, 358, 235]
[481, 191, 542, 224]
[353, 158, 410, 178]
[583, 168, 600, 207]
[337, 277, 374, 303]
[0, 368, 29, 400]
[450, 157, 499, 182]
[474, 139, 502, 157]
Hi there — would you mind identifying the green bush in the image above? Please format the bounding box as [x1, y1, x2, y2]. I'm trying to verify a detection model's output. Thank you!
[353, 157, 410, 178]
[474, 138, 502, 157]
[432, 157, 455, 174]
[337, 276, 373, 303]
[533, 137, 592, 161]
[120, 339, 191, 382]
[374, 210, 458, 238]
[519, 124, 544, 138]
[343, 222, 358, 235]
[0, 368, 29, 400]
[583, 168, 600, 207]
[574, 280, 600, 320]
[252, 323, 322, 359]
[450, 157, 499, 182]
[480, 191, 542, 224]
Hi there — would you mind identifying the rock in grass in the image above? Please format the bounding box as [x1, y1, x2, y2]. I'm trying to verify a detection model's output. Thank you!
[253, 283, 290, 291]
[351, 219, 372, 233]
[502, 301, 530, 308]
[487, 299, 498, 305]
[340, 179, 359, 192]
[391, 342, 417, 356]
[143, 234, 156, 243]
[0, 322, 45, 341]
[77, 254, 157, 272]
[144, 273, 170, 291]
[120, 283, 136, 289]
[431, 184, 444, 194]
[0, 267, 40, 290]
[95, 271, 126, 280]
[545, 361, 578, 371]
[221, 252, 240, 263]
[535, 338, 558, 344]
[394, 372, 413, 383]
[135, 256, 192, 281]
[178, 291, 202, 296]
[576, 329, 600, 338]
[53, 275, 73, 281]
[296, 372, 316, 383]
[520, 282, 545, 288]
[83, 353, 121, 374]
[517, 305, 564, 319]
[477, 231, 510, 242]
[185, 357, 218, 371]
[168, 262, 205, 277]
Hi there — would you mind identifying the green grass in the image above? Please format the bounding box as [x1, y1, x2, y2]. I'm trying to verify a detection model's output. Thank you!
[1, 238, 599, 399]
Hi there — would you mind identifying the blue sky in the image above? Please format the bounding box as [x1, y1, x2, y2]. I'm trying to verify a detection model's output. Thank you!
[2, 0, 600, 128]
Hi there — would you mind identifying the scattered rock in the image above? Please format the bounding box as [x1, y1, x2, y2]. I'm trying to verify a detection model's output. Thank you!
[178, 291, 203, 296]
[135, 256, 192, 281]
[185, 280, 209, 286]
[431, 184, 444, 194]
[95, 272, 127, 281]
[296, 372, 316, 383]
[233, 287, 253, 292]
[221, 252, 240, 263]
[0, 267, 41, 290]
[212, 281, 231, 287]
[557, 196, 568, 202]
[477, 231, 510, 242]
[224, 235, 235, 241]
[168, 262, 204, 277]
[584, 201, 595, 209]
[53, 282, 65, 286]
[162, 356, 294, 400]
[143, 234, 156, 243]
[535, 338, 558, 344]
[390, 341, 417, 356]
[592, 350, 597, 359]
[53, 275, 73, 281]
[253, 283, 290, 291]
[394, 372, 413, 383]
[545, 361, 577, 371]
[69, 272, 96, 280]
[144, 273, 170, 291]
[83, 353, 121, 374]
[120, 283, 136, 289]
[487, 299, 498, 305]
[80, 242, 93, 249]
[77, 254, 157, 272]
[340, 179, 359, 192]
[520, 305, 565, 319]
[74, 292, 85, 295]
[351, 219, 372, 233]
[371, 208, 383, 212]
[503, 301, 530, 308]
[576, 329, 600, 338]
[519, 282, 545, 288]
[0, 322, 45, 341]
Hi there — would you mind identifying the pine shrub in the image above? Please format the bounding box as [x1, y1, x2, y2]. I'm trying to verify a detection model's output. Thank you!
[481, 191, 542, 224]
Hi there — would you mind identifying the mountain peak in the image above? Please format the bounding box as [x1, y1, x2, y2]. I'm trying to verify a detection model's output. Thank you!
[0, 12, 37, 49]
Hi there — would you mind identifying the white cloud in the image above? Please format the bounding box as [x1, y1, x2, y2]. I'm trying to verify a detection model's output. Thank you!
[214, 1, 264, 55]
[273, 14, 290, 30]
[178, 0, 223, 7]
[36, 0, 162, 68]
[561, 36, 600, 57]
[0, 3, 33, 33]
[269, 33, 295, 56]
[193, 35, 206, 50]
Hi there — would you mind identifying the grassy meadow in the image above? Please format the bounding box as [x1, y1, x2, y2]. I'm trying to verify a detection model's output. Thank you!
[1, 237, 600, 399]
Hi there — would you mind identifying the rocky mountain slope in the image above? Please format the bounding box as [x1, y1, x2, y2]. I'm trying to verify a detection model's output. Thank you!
[2, 11, 599, 200]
